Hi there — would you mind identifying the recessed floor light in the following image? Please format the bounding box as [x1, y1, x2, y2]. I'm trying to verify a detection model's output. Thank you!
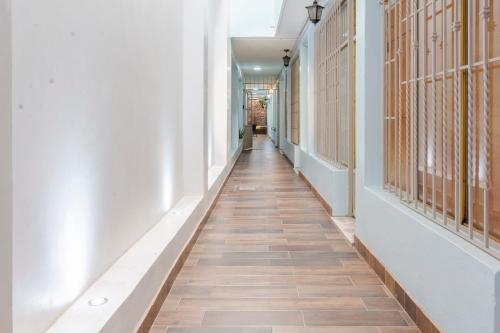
[88, 297, 108, 307]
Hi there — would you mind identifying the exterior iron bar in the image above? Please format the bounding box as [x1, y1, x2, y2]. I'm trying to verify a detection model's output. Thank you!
[405, 0, 411, 202]
[481, 0, 490, 248]
[467, 0, 475, 239]
[412, 0, 418, 207]
[442, 0, 448, 225]
[453, 0, 462, 231]
[431, 0, 437, 218]
[382, 0, 498, 258]
[389, 4, 393, 192]
[383, 6, 387, 187]
[422, 1, 428, 213]
[398, 1, 403, 199]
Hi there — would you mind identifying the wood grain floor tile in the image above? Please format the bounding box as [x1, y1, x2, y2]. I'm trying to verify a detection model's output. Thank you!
[196, 258, 272, 266]
[272, 327, 380, 333]
[269, 245, 333, 252]
[377, 327, 422, 333]
[362, 297, 402, 311]
[302, 310, 408, 326]
[149, 136, 419, 333]
[202, 311, 303, 326]
[153, 311, 204, 326]
[350, 274, 383, 286]
[175, 274, 352, 287]
[166, 328, 272, 333]
[298, 285, 389, 297]
[171, 285, 298, 298]
[176, 297, 365, 311]
[150, 326, 167, 333]
[220, 251, 290, 259]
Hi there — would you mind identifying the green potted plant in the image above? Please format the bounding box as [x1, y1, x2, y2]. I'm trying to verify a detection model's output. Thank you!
[259, 97, 269, 109]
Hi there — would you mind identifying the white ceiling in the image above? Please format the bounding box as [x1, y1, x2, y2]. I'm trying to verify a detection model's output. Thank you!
[231, 0, 331, 78]
[275, 0, 310, 38]
[232, 38, 296, 76]
[275, 0, 331, 38]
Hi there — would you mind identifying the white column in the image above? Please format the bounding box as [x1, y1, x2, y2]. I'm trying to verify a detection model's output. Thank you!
[183, 0, 208, 195]
[307, 26, 316, 155]
[355, 0, 384, 191]
[212, 0, 230, 167]
[279, 71, 286, 150]
[0, 1, 12, 332]
[286, 65, 292, 143]
[300, 36, 309, 152]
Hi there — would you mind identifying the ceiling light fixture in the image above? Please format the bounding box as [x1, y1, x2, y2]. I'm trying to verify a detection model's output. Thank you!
[254, 66, 262, 71]
[306, 0, 325, 25]
[88, 297, 108, 307]
[282, 49, 291, 67]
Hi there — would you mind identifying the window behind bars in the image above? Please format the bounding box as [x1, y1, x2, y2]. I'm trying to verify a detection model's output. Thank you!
[382, 0, 500, 256]
[315, 0, 355, 168]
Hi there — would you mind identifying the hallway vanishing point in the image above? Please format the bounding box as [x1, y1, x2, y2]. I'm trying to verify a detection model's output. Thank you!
[150, 136, 420, 333]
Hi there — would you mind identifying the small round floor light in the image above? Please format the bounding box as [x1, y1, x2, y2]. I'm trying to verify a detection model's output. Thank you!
[170, 210, 181, 216]
[88, 297, 108, 307]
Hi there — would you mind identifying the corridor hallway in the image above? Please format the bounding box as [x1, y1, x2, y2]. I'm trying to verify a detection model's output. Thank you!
[150, 136, 420, 333]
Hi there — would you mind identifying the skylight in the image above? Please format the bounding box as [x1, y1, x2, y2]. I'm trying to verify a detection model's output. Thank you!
[230, 0, 284, 37]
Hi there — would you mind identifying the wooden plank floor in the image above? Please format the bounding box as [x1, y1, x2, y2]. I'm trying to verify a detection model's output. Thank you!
[150, 136, 420, 333]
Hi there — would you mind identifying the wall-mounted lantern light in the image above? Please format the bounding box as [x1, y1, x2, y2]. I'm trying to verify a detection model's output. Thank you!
[306, 1, 324, 25]
[282, 49, 291, 67]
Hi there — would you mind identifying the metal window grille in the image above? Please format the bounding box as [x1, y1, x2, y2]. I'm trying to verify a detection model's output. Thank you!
[382, 0, 500, 258]
[315, 0, 356, 169]
[291, 57, 301, 144]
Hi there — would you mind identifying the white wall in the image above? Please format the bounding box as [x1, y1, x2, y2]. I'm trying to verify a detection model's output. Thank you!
[278, 70, 286, 150]
[206, 0, 215, 168]
[230, 56, 244, 154]
[0, 0, 12, 331]
[44, 0, 239, 330]
[207, 0, 230, 168]
[286, 19, 350, 216]
[240, 80, 246, 130]
[278, 66, 295, 162]
[277, 70, 293, 165]
[305, 25, 315, 154]
[285, 65, 292, 145]
[2, 0, 237, 331]
[299, 38, 308, 152]
[273, 92, 279, 144]
[267, 94, 277, 144]
[300, 152, 348, 214]
[11, 0, 185, 331]
[274, 92, 279, 144]
[183, 0, 208, 197]
[356, 1, 500, 332]
[267, 95, 273, 141]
